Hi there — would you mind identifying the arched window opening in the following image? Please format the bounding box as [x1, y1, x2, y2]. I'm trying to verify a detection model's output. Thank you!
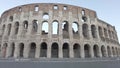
[91, 25, 97, 38]
[62, 21, 69, 38]
[19, 43, 24, 58]
[14, 22, 19, 35]
[23, 21, 28, 29]
[32, 20, 38, 33]
[82, 24, 89, 38]
[63, 43, 69, 58]
[51, 43, 58, 58]
[29, 43, 36, 58]
[98, 26, 103, 38]
[63, 6, 67, 10]
[82, 9, 85, 16]
[107, 46, 111, 57]
[9, 16, 13, 22]
[7, 24, 11, 35]
[73, 44, 80, 58]
[2, 43, 8, 58]
[2, 25, 5, 35]
[10, 43, 15, 57]
[19, 7, 22, 11]
[104, 28, 108, 38]
[54, 5, 58, 10]
[101, 45, 106, 57]
[40, 42, 47, 57]
[93, 45, 99, 57]
[43, 13, 49, 20]
[81, 16, 87, 22]
[34, 5, 39, 12]
[52, 21, 59, 35]
[84, 44, 90, 58]
[42, 21, 48, 35]
[72, 22, 79, 35]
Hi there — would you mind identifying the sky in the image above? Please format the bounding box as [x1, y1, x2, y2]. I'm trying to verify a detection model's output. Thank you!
[0, 0, 120, 42]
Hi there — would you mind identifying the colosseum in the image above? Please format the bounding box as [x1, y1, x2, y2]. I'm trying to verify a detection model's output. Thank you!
[0, 3, 120, 59]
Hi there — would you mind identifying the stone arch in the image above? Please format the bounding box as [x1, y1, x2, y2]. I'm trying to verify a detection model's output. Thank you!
[101, 45, 106, 57]
[10, 43, 15, 57]
[73, 43, 80, 58]
[29, 42, 36, 58]
[84, 44, 90, 58]
[23, 21, 28, 34]
[19, 43, 24, 58]
[91, 25, 97, 38]
[7, 24, 11, 35]
[32, 20, 38, 33]
[52, 20, 59, 35]
[40, 42, 47, 57]
[72, 22, 79, 38]
[51, 43, 59, 58]
[107, 46, 111, 57]
[98, 26, 103, 38]
[62, 21, 69, 38]
[2, 25, 5, 35]
[2, 43, 8, 58]
[82, 24, 89, 39]
[14, 22, 19, 35]
[42, 21, 48, 35]
[93, 45, 99, 57]
[62, 43, 69, 58]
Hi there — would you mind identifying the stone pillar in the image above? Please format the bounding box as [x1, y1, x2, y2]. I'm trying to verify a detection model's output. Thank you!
[59, 43, 63, 58]
[105, 47, 108, 57]
[35, 43, 40, 58]
[99, 46, 102, 58]
[6, 44, 11, 58]
[47, 43, 51, 58]
[69, 44, 74, 58]
[90, 46, 94, 58]
[81, 45, 85, 58]
[23, 43, 29, 58]
[14, 43, 19, 58]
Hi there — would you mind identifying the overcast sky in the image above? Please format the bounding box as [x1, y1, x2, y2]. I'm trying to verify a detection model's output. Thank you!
[0, 0, 120, 42]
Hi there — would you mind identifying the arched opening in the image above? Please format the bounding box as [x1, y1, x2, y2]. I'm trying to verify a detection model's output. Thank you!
[2, 43, 8, 58]
[101, 45, 106, 57]
[29, 43, 36, 58]
[98, 26, 103, 38]
[7, 24, 11, 35]
[9, 16, 13, 22]
[108, 30, 112, 39]
[2, 25, 5, 35]
[84, 44, 90, 58]
[23, 21, 28, 34]
[19, 43, 24, 58]
[73, 44, 80, 58]
[112, 47, 115, 57]
[72, 22, 79, 38]
[10, 43, 15, 57]
[62, 43, 69, 58]
[34, 5, 39, 12]
[14, 22, 19, 35]
[93, 45, 99, 57]
[51, 43, 58, 58]
[43, 13, 49, 20]
[104, 28, 108, 38]
[107, 46, 111, 57]
[82, 24, 89, 39]
[40, 42, 47, 57]
[32, 20, 38, 33]
[42, 21, 48, 35]
[91, 25, 97, 38]
[52, 20, 59, 35]
[62, 21, 69, 38]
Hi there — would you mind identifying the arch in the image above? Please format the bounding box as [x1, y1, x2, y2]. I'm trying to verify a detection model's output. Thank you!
[42, 21, 48, 35]
[10, 43, 15, 57]
[84, 44, 90, 58]
[62, 21, 69, 38]
[29, 43, 36, 58]
[7, 24, 11, 35]
[51, 43, 59, 58]
[52, 20, 59, 34]
[91, 25, 97, 38]
[2, 43, 8, 58]
[14, 22, 19, 35]
[43, 13, 49, 20]
[62, 43, 69, 58]
[112, 47, 115, 57]
[9, 16, 13, 22]
[82, 24, 89, 38]
[107, 46, 111, 57]
[19, 43, 24, 58]
[101, 45, 106, 57]
[40, 42, 47, 57]
[93, 45, 99, 57]
[23, 21, 28, 29]
[72, 22, 79, 34]
[73, 43, 80, 58]
[2, 25, 5, 35]
[98, 26, 103, 38]
[32, 20, 38, 33]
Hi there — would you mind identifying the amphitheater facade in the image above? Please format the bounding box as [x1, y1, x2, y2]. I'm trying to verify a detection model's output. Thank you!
[0, 3, 120, 59]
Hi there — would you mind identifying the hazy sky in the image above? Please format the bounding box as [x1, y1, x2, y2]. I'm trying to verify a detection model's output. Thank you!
[0, 0, 120, 42]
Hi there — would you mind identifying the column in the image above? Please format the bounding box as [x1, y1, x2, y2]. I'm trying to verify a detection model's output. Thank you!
[47, 43, 51, 58]
[14, 43, 19, 58]
[81, 45, 85, 58]
[69, 44, 74, 58]
[23, 43, 29, 58]
[35, 43, 40, 58]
